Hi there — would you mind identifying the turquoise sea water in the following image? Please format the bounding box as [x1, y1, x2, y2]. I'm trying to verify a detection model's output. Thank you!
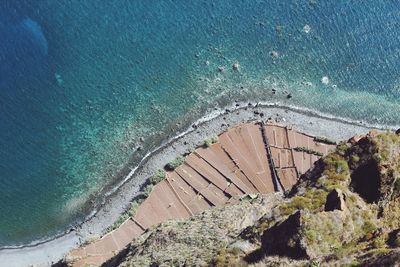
[1, 1, 400, 246]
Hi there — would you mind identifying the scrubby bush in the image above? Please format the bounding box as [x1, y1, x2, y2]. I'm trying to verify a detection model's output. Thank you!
[314, 136, 336, 145]
[166, 156, 185, 170]
[394, 178, 400, 193]
[322, 153, 350, 182]
[143, 184, 154, 197]
[294, 147, 323, 157]
[280, 189, 328, 216]
[361, 221, 377, 239]
[395, 235, 400, 247]
[108, 200, 142, 232]
[150, 169, 166, 185]
[372, 232, 388, 249]
[351, 155, 360, 163]
[203, 134, 219, 148]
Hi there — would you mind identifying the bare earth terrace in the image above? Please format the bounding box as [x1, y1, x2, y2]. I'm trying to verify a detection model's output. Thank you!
[67, 122, 335, 267]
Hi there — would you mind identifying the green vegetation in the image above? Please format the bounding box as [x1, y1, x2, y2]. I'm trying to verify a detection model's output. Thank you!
[372, 232, 388, 249]
[107, 167, 165, 233]
[394, 178, 400, 192]
[166, 156, 185, 170]
[150, 169, 166, 185]
[351, 155, 360, 163]
[394, 234, 400, 247]
[203, 134, 219, 148]
[343, 260, 361, 267]
[80, 235, 100, 247]
[107, 199, 141, 232]
[322, 153, 349, 183]
[240, 193, 259, 202]
[361, 221, 377, 239]
[212, 247, 246, 267]
[336, 142, 350, 156]
[143, 183, 153, 197]
[313, 136, 336, 145]
[280, 189, 328, 216]
[294, 147, 323, 157]
[102, 131, 400, 266]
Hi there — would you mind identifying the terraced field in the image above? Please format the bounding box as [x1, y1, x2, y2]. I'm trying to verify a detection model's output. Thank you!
[68, 122, 335, 266]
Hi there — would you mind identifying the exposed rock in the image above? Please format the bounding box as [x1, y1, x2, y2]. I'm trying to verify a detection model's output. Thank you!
[106, 194, 283, 267]
[232, 63, 239, 71]
[321, 76, 329, 84]
[103, 131, 400, 267]
[349, 134, 362, 144]
[368, 129, 379, 137]
[261, 211, 308, 259]
[303, 24, 311, 33]
[270, 51, 279, 59]
[324, 188, 347, 211]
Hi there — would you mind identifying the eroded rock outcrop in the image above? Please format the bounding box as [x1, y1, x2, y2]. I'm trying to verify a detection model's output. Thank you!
[106, 131, 400, 266]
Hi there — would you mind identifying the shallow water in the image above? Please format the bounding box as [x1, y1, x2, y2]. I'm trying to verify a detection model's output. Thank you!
[1, 0, 400, 246]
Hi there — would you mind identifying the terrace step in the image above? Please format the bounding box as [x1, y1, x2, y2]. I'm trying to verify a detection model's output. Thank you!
[68, 122, 335, 266]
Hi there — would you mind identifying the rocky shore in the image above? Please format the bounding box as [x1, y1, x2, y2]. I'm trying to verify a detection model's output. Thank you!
[0, 102, 391, 267]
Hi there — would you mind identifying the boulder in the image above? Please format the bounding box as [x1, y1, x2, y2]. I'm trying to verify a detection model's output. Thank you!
[325, 189, 347, 212]
[261, 211, 308, 259]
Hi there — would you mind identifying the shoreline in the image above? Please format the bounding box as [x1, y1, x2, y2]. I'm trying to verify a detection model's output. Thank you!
[0, 101, 396, 267]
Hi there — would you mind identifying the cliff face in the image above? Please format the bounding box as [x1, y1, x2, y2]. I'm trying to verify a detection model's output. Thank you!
[106, 131, 400, 267]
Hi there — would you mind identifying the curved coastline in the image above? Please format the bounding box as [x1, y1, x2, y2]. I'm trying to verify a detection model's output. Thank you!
[0, 101, 397, 267]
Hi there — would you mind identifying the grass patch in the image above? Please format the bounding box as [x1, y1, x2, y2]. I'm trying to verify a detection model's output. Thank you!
[280, 188, 328, 216]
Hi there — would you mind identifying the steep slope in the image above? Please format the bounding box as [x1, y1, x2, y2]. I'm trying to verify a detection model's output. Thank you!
[106, 130, 400, 266]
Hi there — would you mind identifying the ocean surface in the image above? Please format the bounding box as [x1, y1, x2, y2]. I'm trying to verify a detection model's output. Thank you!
[1, 0, 400, 246]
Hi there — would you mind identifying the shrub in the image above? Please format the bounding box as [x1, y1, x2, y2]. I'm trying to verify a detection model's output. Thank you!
[394, 178, 400, 193]
[81, 235, 100, 247]
[166, 156, 185, 170]
[150, 169, 166, 185]
[280, 189, 328, 215]
[107, 199, 143, 232]
[361, 221, 377, 239]
[322, 153, 350, 182]
[294, 147, 323, 157]
[372, 233, 388, 249]
[143, 184, 153, 197]
[395, 235, 400, 247]
[337, 142, 350, 156]
[314, 136, 336, 145]
[203, 134, 219, 148]
[127, 201, 140, 217]
[351, 155, 360, 163]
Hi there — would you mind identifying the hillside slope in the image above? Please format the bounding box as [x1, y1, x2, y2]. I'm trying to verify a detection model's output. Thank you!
[105, 130, 400, 266]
